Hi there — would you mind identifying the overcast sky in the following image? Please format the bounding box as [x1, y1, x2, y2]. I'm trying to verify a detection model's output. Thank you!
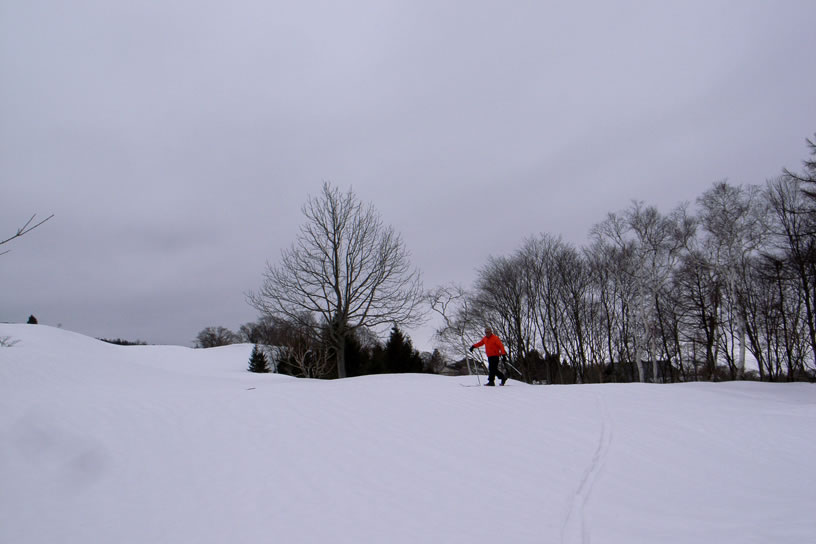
[2, 0, 815, 350]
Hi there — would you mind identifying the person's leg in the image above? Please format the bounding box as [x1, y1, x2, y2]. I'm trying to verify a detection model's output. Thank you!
[487, 356, 498, 384]
[496, 365, 506, 385]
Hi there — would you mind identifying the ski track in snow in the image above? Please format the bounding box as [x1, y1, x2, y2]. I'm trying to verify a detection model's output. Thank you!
[560, 392, 613, 544]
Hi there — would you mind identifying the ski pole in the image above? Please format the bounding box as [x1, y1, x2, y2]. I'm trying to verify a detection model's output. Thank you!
[469, 355, 482, 385]
[462, 337, 481, 385]
[503, 357, 521, 376]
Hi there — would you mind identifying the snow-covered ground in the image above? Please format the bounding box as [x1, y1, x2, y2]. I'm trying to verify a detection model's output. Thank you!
[1, 324, 814, 544]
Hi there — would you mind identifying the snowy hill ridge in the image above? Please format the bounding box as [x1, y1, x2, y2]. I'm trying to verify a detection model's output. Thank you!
[1, 324, 815, 544]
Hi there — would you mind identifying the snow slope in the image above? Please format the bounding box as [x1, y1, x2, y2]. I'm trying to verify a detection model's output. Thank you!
[1, 324, 814, 544]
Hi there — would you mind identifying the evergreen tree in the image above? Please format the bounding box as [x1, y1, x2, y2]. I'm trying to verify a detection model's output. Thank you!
[384, 325, 424, 373]
[344, 333, 379, 377]
[428, 349, 445, 374]
[248, 345, 270, 373]
[27, 315, 37, 324]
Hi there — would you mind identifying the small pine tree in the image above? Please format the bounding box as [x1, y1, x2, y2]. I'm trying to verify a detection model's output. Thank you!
[248, 345, 270, 373]
[428, 349, 445, 374]
[27, 315, 38, 324]
[383, 324, 424, 373]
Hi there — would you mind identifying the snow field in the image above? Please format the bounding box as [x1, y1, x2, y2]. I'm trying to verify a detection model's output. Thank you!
[1, 324, 814, 543]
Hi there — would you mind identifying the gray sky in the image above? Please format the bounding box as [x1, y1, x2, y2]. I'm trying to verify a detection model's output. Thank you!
[2, 0, 815, 350]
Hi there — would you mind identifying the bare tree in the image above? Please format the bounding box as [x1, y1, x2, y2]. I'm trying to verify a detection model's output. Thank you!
[1, 214, 54, 256]
[473, 254, 535, 370]
[766, 175, 816, 373]
[248, 182, 424, 378]
[696, 181, 769, 378]
[674, 250, 723, 380]
[584, 238, 641, 380]
[275, 314, 334, 378]
[592, 203, 693, 381]
[195, 326, 240, 348]
[518, 235, 570, 368]
[554, 246, 593, 382]
[428, 283, 491, 377]
[428, 284, 474, 358]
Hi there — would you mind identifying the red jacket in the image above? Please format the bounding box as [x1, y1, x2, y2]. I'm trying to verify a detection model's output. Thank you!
[472, 334, 507, 357]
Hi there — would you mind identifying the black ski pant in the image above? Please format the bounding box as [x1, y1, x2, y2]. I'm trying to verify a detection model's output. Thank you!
[487, 355, 505, 384]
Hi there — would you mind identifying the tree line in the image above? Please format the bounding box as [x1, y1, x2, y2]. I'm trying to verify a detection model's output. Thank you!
[197, 321, 433, 378]
[433, 137, 816, 383]
[201, 136, 815, 384]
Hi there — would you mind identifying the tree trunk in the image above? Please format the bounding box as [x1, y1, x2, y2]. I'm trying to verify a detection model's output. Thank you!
[636, 346, 646, 383]
[738, 315, 747, 379]
[336, 340, 347, 378]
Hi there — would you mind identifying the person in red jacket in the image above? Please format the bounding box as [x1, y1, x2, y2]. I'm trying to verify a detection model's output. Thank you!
[469, 326, 508, 386]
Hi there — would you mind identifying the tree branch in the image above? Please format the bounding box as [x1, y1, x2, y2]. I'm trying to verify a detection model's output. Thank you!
[0, 214, 54, 255]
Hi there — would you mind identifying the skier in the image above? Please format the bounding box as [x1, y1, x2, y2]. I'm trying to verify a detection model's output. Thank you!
[469, 327, 508, 386]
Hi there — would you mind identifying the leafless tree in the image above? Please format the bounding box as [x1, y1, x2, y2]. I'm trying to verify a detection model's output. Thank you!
[1, 214, 54, 256]
[696, 181, 769, 378]
[238, 318, 277, 345]
[554, 246, 594, 382]
[427, 283, 489, 376]
[738, 253, 809, 380]
[473, 254, 536, 368]
[517, 234, 571, 380]
[766, 175, 816, 373]
[248, 182, 424, 378]
[628, 203, 694, 381]
[273, 314, 334, 378]
[674, 250, 723, 380]
[591, 203, 693, 381]
[428, 284, 473, 356]
[195, 326, 240, 348]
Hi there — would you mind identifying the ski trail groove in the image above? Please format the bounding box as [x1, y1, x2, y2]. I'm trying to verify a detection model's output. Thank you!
[560, 393, 613, 544]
